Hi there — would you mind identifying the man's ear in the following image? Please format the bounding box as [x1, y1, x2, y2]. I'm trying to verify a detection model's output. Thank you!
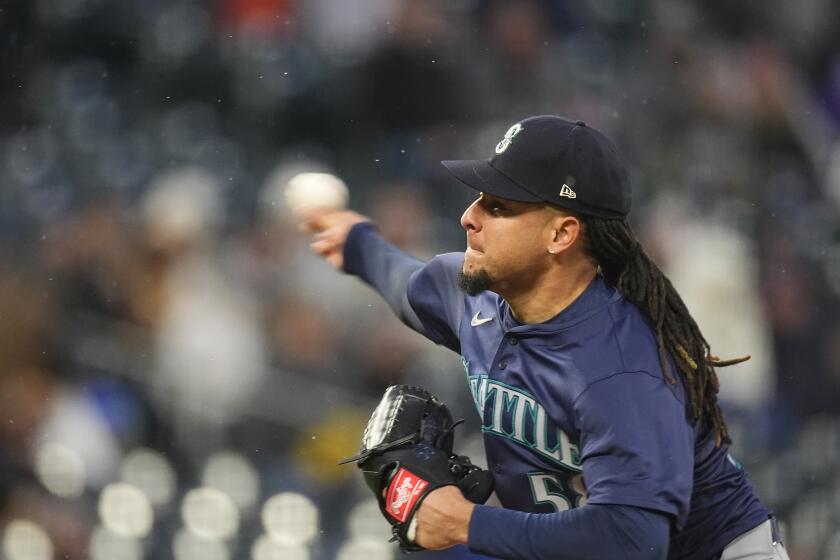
[546, 213, 582, 255]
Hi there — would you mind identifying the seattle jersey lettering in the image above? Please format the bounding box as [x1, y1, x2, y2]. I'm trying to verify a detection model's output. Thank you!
[466, 370, 581, 472]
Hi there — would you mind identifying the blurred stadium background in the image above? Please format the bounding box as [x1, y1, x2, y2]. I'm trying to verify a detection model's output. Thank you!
[1, 0, 839, 558]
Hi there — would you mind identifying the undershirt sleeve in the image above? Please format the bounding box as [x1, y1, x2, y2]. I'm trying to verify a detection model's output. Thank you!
[342, 220, 467, 353]
[468, 503, 669, 560]
[342, 222, 426, 332]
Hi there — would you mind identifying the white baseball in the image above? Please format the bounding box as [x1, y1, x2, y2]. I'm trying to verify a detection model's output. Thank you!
[284, 172, 349, 213]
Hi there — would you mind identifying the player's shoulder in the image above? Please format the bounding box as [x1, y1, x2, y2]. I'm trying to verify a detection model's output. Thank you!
[598, 295, 688, 401]
[606, 296, 662, 356]
[409, 251, 462, 282]
[407, 252, 467, 311]
[560, 288, 671, 379]
[427, 251, 465, 270]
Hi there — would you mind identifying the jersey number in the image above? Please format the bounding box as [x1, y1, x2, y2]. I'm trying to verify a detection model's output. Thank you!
[528, 472, 587, 512]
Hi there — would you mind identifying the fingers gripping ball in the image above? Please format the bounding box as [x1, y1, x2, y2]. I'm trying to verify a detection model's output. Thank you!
[284, 172, 349, 213]
[340, 385, 495, 551]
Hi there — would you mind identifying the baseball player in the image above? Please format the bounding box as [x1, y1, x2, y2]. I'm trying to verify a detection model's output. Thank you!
[303, 116, 788, 559]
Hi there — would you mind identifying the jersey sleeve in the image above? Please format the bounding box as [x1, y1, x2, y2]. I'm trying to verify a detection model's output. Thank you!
[405, 252, 466, 353]
[343, 222, 426, 331]
[573, 370, 694, 529]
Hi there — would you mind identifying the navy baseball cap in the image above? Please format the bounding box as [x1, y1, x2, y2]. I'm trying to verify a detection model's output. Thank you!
[442, 115, 630, 218]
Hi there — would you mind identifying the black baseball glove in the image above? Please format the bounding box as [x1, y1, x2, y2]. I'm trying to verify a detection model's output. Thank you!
[340, 385, 494, 551]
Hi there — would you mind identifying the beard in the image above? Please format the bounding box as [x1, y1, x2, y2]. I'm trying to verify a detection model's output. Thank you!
[458, 269, 494, 296]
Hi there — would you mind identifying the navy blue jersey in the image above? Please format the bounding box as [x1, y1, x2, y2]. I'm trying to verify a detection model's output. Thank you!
[343, 224, 770, 559]
[406, 252, 769, 558]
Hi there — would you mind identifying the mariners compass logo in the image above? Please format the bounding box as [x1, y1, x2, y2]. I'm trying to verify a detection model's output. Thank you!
[495, 123, 523, 154]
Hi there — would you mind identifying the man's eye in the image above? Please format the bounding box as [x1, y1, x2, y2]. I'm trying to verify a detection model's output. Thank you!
[478, 196, 505, 214]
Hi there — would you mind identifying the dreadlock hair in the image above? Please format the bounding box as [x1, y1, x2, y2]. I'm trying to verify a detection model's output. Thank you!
[580, 215, 749, 445]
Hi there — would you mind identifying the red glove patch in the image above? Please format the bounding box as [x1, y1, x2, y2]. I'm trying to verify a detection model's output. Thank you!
[385, 467, 430, 523]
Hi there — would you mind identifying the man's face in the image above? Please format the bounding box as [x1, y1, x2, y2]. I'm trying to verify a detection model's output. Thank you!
[458, 193, 558, 295]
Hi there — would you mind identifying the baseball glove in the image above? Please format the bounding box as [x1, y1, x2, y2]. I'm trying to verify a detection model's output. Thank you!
[340, 385, 494, 551]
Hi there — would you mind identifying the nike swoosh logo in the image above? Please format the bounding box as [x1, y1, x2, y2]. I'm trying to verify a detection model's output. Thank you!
[471, 311, 494, 327]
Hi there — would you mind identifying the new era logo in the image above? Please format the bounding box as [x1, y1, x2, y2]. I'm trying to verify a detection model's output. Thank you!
[559, 184, 577, 199]
[385, 468, 429, 523]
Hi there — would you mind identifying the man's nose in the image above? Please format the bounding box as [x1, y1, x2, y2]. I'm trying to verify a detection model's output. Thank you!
[460, 199, 481, 232]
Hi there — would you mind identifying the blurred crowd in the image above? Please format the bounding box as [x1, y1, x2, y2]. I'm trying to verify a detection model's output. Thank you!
[1, 0, 839, 558]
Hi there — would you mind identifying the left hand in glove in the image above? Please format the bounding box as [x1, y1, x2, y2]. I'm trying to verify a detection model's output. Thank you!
[340, 385, 494, 551]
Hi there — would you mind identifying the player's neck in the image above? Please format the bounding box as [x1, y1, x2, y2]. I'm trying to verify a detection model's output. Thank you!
[503, 260, 597, 324]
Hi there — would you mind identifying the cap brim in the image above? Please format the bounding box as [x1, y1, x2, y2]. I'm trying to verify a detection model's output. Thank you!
[441, 159, 543, 203]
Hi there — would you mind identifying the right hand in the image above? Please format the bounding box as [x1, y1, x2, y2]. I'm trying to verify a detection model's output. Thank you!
[299, 209, 370, 270]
